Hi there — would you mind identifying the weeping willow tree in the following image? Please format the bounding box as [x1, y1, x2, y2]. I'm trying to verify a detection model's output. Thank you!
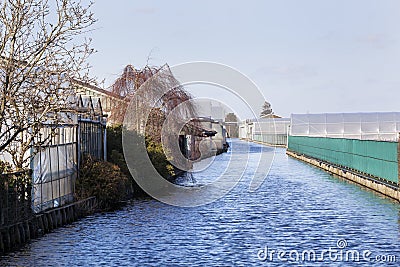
[111, 64, 198, 136]
[110, 63, 199, 176]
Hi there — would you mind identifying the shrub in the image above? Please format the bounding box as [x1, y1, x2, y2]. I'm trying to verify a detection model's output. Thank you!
[145, 138, 175, 179]
[106, 126, 176, 191]
[106, 124, 123, 158]
[75, 156, 132, 210]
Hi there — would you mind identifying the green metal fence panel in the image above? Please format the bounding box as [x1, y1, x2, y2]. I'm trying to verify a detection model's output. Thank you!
[288, 136, 398, 184]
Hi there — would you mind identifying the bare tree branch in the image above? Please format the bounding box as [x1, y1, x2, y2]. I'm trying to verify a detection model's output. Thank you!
[0, 0, 96, 170]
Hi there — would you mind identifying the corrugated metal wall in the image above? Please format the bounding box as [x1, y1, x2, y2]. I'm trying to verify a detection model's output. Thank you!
[288, 136, 398, 184]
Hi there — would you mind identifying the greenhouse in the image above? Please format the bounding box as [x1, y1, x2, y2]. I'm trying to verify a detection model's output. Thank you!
[288, 112, 400, 184]
[239, 118, 290, 146]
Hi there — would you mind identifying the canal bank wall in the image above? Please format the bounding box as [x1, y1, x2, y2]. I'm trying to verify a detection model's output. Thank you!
[0, 197, 96, 254]
[286, 150, 400, 202]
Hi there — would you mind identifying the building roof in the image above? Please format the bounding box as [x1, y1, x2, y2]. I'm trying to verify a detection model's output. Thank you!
[72, 79, 125, 101]
[260, 114, 282, 119]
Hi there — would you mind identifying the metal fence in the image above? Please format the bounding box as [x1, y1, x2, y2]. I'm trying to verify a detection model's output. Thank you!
[31, 118, 105, 213]
[1, 96, 106, 222]
[239, 118, 290, 146]
[253, 133, 287, 146]
[31, 96, 106, 213]
[0, 170, 32, 228]
[288, 136, 398, 184]
[77, 95, 107, 162]
[78, 118, 106, 161]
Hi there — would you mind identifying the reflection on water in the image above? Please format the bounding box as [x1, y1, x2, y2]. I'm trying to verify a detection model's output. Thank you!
[1, 139, 399, 266]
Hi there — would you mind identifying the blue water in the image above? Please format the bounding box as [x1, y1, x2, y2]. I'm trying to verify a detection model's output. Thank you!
[1, 139, 399, 266]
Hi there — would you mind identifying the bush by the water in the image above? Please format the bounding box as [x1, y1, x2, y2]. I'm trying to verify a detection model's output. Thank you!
[75, 156, 132, 210]
[106, 125, 175, 191]
[145, 138, 175, 178]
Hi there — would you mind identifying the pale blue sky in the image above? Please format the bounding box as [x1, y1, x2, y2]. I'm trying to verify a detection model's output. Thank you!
[87, 0, 400, 118]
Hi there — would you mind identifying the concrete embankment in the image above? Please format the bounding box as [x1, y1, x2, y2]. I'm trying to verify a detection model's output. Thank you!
[286, 150, 400, 202]
[0, 197, 97, 254]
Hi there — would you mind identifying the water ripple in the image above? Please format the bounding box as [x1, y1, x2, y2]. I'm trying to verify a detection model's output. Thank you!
[1, 139, 399, 266]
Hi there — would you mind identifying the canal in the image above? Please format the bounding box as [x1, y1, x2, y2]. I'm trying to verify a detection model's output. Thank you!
[1, 139, 399, 266]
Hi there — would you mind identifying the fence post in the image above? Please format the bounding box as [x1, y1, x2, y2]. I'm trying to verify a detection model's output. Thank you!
[0, 175, 4, 226]
[398, 133, 400, 185]
[103, 125, 107, 161]
[77, 116, 81, 175]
